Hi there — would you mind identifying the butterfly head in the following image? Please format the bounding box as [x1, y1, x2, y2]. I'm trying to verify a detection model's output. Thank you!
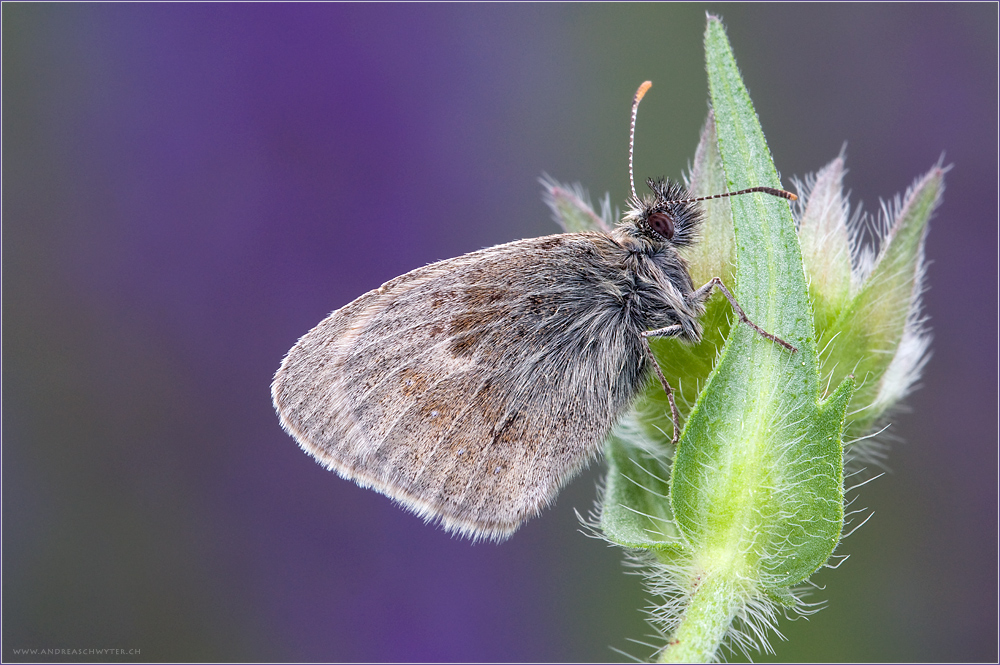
[622, 177, 702, 248]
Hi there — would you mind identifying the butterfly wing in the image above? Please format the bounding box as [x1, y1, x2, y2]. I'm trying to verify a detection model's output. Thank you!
[272, 233, 646, 540]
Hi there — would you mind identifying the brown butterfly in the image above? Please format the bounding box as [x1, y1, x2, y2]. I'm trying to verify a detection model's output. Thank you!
[272, 81, 796, 541]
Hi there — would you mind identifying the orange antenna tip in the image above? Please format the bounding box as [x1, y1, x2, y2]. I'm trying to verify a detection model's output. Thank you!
[634, 81, 653, 105]
[629, 82, 653, 199]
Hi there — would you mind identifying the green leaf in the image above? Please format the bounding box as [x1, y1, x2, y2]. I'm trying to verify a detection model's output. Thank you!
[666, 16, 852, 589]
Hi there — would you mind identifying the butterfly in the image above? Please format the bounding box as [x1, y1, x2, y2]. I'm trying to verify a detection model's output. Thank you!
[271, 81, 796, 541]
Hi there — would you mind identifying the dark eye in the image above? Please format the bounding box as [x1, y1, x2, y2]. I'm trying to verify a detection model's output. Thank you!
[648, 211, 675, 239]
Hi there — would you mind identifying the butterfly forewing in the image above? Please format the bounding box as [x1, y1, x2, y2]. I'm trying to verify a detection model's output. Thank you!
[272, 233, 645, 540]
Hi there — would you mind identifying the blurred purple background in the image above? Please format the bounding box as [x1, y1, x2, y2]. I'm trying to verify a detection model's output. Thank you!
[4, 4, 996, 662]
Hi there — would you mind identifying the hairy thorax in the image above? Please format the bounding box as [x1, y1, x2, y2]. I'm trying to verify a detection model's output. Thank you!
[600, 229, 705, 343]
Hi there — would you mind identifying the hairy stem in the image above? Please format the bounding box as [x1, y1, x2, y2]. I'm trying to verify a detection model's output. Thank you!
[658, 572, 743, 663]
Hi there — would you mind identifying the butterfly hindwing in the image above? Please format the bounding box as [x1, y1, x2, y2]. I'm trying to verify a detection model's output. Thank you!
[272, 233, 646, 539]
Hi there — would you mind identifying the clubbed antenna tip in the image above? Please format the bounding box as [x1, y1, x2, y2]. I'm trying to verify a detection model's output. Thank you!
[629, 81, 653, 199]
[627, 80, 796, 207]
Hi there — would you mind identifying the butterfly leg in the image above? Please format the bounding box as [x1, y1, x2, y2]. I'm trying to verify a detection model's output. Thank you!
[639, 326, 684, 445]
[692, 277, 798, 352]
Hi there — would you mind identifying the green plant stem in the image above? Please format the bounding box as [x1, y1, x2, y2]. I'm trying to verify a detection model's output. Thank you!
[658, 572, 742, 663]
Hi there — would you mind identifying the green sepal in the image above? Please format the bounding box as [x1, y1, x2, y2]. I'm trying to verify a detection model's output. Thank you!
[685, 110, 735, 289]
[539, 176, 611, 234]
[797, 155, 854, 334]
[665, 17, 853, 588]
[600, 420, 684, 551]
[764, 585, 798, 609]
[818, 167, 942, 435]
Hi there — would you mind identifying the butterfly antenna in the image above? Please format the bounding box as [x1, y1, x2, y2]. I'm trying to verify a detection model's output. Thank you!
[629, 80, 797, 205]
[629, 81, 652, 200]
[665, 186, 798, 204]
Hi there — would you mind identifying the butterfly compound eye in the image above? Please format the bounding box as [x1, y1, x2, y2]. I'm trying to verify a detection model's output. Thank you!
[648, 211, 675, 240]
